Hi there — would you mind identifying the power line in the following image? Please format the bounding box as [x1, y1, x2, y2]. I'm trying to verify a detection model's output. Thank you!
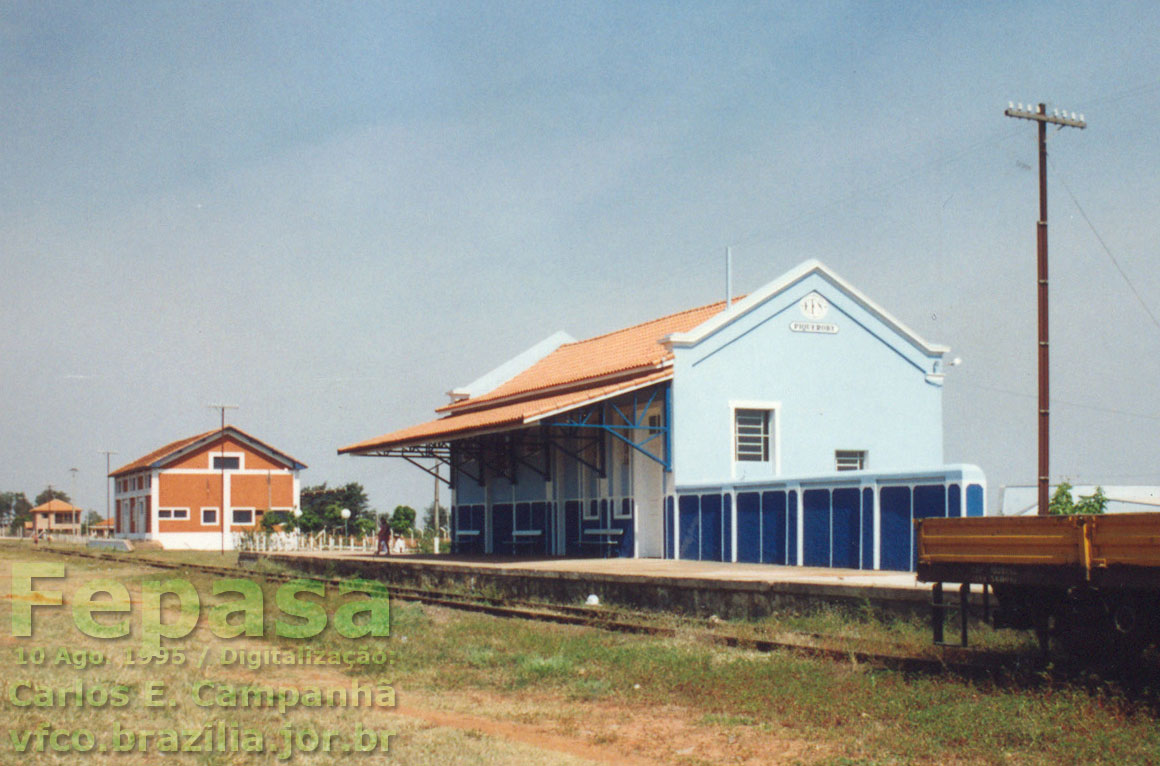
[729, 127, 1024, 253]
[956, 380, 1160, 422]
[1050, 157, 1160, 334]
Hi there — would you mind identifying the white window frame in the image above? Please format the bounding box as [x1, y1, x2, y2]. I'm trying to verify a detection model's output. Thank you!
[201, 507, 219, 526]
[835, 450, 867, 471]
[231, 508, 254, 525]
[730, 401, 781, 477]
[158, 508, 190, 520]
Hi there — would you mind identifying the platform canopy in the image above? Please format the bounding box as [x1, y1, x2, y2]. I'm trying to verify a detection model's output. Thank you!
[339, 297, 737, 482]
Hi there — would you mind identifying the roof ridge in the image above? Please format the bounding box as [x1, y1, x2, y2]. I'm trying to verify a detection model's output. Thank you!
[110, 426, 306, 476]
[557, 298, 730, 347]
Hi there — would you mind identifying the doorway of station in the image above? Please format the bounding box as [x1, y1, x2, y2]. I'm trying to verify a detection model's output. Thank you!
[634, 447, 664, 557]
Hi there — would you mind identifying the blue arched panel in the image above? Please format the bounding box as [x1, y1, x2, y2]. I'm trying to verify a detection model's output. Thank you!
[880, 487, 911, 571]
[736, 492, 761, 563]
[762, 491, 788, 564]
[947, 484, 962, 518]
[678, 495, 700, 560]
[787, 491, 798, 565]
[564, 500, 582, 557]
[831, 488, 860, 569]
[722, 494, 733, 562]
[967, 484, 984, 517]
[802, 489, 831, 566]
[860, 488, 874, 570]
[700, 494, 722, 562]
[665, 496, 675, 559]
[531, 502, 548, 555]
[492, 503, 514, 555]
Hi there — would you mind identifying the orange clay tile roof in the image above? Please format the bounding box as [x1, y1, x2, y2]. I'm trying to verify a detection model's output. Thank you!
[340, 369, 671, 453]
[111, 426, 306, 476]
[438, 299, 732, 414]
[31, 498, 81, 513]
[341, 298, 738, 454]
[110, 429, 217, 477]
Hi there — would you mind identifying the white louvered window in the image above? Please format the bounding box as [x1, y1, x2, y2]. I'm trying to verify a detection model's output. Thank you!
[836, 450, 867, 471]
[734, 409, 771, 462]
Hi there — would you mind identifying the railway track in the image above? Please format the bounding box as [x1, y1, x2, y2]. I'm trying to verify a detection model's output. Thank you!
[24, 545, 1017, 677]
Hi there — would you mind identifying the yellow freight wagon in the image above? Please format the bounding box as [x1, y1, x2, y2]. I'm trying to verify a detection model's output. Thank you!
[916, 513, 1160, 659]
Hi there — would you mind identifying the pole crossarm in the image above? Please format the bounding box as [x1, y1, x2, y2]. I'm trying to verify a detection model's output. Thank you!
[1004, 104, 1086, 129]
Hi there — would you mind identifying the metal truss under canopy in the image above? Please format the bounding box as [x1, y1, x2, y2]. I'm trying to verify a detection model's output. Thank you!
[350, 383, 671, 488]
[540, 383, 671, 471]
[355, 443, 453, 487]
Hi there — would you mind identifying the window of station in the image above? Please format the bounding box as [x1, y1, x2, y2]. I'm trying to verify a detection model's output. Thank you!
[734, 409, 772, 462]
[835, 450, 867, 471]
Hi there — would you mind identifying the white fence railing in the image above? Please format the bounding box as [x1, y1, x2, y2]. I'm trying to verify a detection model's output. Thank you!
[232, 531, 379, 553]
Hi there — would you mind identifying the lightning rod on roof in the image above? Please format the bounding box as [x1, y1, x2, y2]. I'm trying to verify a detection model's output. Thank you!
[725, 246, 733, 312]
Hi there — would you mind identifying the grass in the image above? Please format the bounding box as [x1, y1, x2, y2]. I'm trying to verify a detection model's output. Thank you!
[6, 542, 1160, 764]
[374, 600, 1160, 764]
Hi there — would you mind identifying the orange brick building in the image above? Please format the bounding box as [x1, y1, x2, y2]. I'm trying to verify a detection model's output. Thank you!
[29, 498, 83, 536]
[110, 426, 306, 549]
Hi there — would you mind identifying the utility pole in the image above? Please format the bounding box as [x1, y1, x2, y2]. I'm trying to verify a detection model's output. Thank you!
[69, 467, 79, 529]
[433, 467, 440, 555]
[98, 450, 117, 533]
[207, 404, 238, 554]
[1004, 102, 1086, 515]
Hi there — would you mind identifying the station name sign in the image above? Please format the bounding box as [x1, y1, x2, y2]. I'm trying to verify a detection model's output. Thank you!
[790, 321, 838, 334]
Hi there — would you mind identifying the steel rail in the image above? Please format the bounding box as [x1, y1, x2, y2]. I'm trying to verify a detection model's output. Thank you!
[24, 545, 1012, 676]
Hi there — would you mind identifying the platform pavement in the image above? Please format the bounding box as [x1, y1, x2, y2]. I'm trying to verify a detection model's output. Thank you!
[271, 550, 923, 588]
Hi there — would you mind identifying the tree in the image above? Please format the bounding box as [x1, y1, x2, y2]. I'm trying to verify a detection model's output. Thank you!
[422, 501, 449, 533]
[1, 492, 32, 533]
[1075, 486, 1109, 515]
[389, 505, 417, 535]
[35, 486, 70, 506]
[1048, 482, 1107, 515]
[261, 510, 293, 532]
[298, 482, 375, 534]
[1048, 482, 1075, 515]
[83, 511, 102, 532]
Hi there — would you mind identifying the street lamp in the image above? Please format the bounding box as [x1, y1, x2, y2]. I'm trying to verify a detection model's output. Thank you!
[340, 508, 351, 541]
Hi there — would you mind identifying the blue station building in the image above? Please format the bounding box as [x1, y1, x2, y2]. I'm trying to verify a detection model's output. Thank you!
[341, 260, 984, 571]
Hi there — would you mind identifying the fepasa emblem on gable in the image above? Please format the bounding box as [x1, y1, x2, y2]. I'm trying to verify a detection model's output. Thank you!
[791, 292, 838, 334]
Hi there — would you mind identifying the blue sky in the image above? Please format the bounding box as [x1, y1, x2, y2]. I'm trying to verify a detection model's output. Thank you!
[3, 1, 1159, 516]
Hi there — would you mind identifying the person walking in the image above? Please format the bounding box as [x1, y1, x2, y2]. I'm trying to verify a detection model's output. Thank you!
[376, 517, 392, 556]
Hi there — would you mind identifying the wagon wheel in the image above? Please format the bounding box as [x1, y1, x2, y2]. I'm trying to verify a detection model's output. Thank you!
[1053, 590, 1111, 661]
[1105, 592, 1153, 665]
